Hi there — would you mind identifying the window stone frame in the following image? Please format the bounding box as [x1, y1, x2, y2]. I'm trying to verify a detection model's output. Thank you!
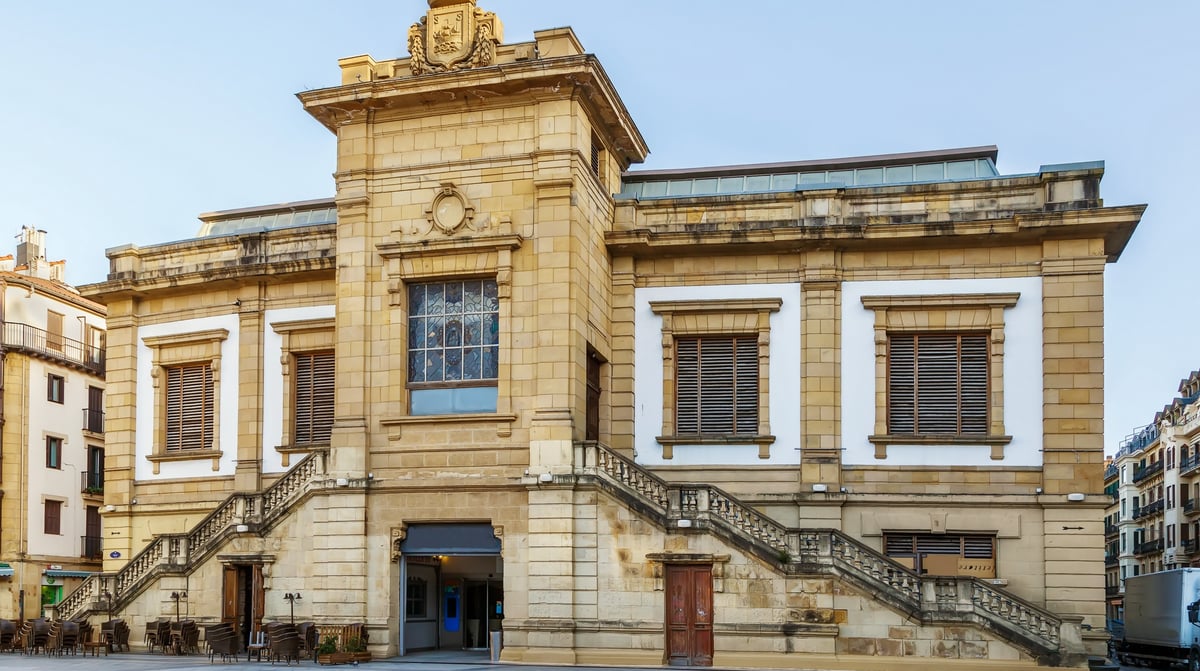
[271, 318, 335, 467]
[861, 293, 1018, 460]
[650, 298, 781, 459]
[143, 329, 228, 474]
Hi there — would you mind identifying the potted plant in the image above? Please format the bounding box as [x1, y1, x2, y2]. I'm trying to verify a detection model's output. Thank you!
[316, 636, 347, 665]
[346, 637, 371, 663]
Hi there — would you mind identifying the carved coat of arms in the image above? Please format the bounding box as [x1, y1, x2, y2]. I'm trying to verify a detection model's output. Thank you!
[408, 1, 503, 75]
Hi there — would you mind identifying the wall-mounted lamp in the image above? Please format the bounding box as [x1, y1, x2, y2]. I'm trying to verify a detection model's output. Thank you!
[283, 592, 302, 624]
[1035, 488, 1044, 495]
[811, 484, 828, 493]
[234, 524, 249, 533]
[335, 478, 349, 487]
[839, 487, 848, 494]
[538, 473, 554, 483]
[1066, 492, 1086, 502]
[103, 504, 116, 513]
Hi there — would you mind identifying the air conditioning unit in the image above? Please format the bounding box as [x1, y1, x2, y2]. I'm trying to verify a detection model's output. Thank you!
[988, 578, 1009, 587]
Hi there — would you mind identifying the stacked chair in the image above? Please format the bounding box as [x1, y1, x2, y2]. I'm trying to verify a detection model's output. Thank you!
[100, 618, 130, 652]
[266, 622, 303, 665]
[0, 619, 17, 652]
[144, 618, 171, 652]
[204, 622, 242, 664]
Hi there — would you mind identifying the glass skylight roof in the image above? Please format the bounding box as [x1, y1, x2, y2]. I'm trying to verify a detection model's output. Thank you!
[619, 158, 1000, 200]
[196, 205, 337, 238]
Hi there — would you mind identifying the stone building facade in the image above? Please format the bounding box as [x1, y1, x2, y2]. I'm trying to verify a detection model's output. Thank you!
[69, 1, 1144, 668]
[0, 227, 107, 620]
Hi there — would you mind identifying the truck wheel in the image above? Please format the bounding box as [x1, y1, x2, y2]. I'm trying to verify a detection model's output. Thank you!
[1190, 648, 1200, 671]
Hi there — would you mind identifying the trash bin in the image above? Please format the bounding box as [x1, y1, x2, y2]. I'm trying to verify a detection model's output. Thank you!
[489, 631, 502, 662]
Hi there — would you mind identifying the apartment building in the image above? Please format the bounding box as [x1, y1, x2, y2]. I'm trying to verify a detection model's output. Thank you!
[0, 227, 106, 620]
[1104, 370, 1200, 621]
[65, 1, 1144, 667]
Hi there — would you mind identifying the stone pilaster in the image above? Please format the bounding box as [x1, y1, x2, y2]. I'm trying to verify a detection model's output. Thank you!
[1040, 239, 1107, 638]
[522, 483, 578, 664]
[800, 251, 842, 487]
[234, 295, 264, 491]
[99, 308, 138, 573]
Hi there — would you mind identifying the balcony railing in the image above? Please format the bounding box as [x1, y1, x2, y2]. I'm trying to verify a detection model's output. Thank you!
[1133, 460, 1165, 483]
[80, 535, 102, 560]
[1134, 538, 1165, 556]
[1104, 554, 1118, 567]
[1, 322, 104, 375]
[1134, 499, 1165, 520]
[1184, 456, 1200, 477]
[1182, 539, 1199, 555]
[1105, 523, 1118, 537]
[1104, 463, 1118, 481]
[1105, 584, 1121, 597]
[82, 408, 104, 434]
[80, 471, 103, 495]
[1186, 500, 1198, 516]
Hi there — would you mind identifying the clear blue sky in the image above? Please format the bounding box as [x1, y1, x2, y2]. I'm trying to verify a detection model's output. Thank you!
[2, 1, 1196, 452]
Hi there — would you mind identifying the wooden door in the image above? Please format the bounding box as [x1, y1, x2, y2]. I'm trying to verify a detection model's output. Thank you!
[665, 564, 713, 666]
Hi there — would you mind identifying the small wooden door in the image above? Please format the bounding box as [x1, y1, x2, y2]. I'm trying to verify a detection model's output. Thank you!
[222, 564, 265, 645]
[665, 564, 713, 666]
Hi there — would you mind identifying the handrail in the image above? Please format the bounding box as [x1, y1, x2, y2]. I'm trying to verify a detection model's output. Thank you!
[56, 450, 327, 620]
[580, 441, 1067, 659]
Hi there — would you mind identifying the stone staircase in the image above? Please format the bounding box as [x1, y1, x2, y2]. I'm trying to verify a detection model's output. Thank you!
[573, 441, 1084, 666]
[56, 450, 329, 621]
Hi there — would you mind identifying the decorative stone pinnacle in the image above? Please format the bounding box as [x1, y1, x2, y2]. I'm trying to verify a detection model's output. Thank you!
[408, 0, 503, 76]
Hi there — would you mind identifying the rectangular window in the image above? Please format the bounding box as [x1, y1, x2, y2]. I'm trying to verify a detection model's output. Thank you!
[47, 374, 64, 404]
[294, 351, 334, 446]
[46, 436, 62, 469]
[44, 500, 61, 535]
[675, 336, 757, 435]
[884, 532, 995, 578]
[408, 279, 499, 415]
[888, 332, 988, 435]
[165, 363, 214, 451]
[406, 578, 427, 618]
[46, 311, 64, 352]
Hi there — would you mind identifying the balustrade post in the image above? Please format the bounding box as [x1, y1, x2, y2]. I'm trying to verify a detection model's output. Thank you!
[697, 488, 710, 514]
[233, 496, 246, 524]
[667, 488, 681, 518]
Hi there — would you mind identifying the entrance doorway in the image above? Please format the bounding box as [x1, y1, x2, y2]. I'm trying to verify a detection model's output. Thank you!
[665, 564, 713, 667]
[397, 523, 503, 656]
[222, 564, 264, 648]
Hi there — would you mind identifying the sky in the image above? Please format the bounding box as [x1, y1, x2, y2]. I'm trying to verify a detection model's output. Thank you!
[2, 1, 1197, 452]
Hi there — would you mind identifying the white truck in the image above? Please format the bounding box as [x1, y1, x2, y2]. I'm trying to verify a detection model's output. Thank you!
[1112, 568, 1200, 669]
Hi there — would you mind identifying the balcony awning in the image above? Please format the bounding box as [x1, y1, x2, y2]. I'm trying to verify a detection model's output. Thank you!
[400, 523, 501, 556]
[0, 567, 11, 578]
[44, 569, 92, 579]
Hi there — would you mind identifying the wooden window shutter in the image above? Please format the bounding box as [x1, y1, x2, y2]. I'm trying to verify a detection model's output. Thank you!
[676, 336, 758, 435]
[888, 332, 988, 435]
[165, 363, 214, 451]
[45, 500, 62, 535]
[294, 351, 334, 445]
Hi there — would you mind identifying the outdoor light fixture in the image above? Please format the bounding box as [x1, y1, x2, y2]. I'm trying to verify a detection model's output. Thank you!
[1066, 492, 1086, 502]
[169, 590, 188, 622]
[283, 592, 302, 624]
[811, 484, 828, 493]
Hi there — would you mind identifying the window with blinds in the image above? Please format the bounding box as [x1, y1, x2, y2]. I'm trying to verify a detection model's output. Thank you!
[884, 533, 995, 559]
[675, 335, 757, 435]
[44, 500, 62, 535]
[165, 363, 214, 451]
[888, 332, 987, 435]
[294, 351, 334, 446]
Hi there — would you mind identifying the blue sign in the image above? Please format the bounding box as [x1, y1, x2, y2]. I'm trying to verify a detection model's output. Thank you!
[109, 551, 121, 559]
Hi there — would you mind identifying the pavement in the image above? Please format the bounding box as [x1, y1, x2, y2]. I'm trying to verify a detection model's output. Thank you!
[0, 650, 771, 671]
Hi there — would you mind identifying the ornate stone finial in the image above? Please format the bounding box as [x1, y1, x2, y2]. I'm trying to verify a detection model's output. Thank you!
[408, 0, 503, 75]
